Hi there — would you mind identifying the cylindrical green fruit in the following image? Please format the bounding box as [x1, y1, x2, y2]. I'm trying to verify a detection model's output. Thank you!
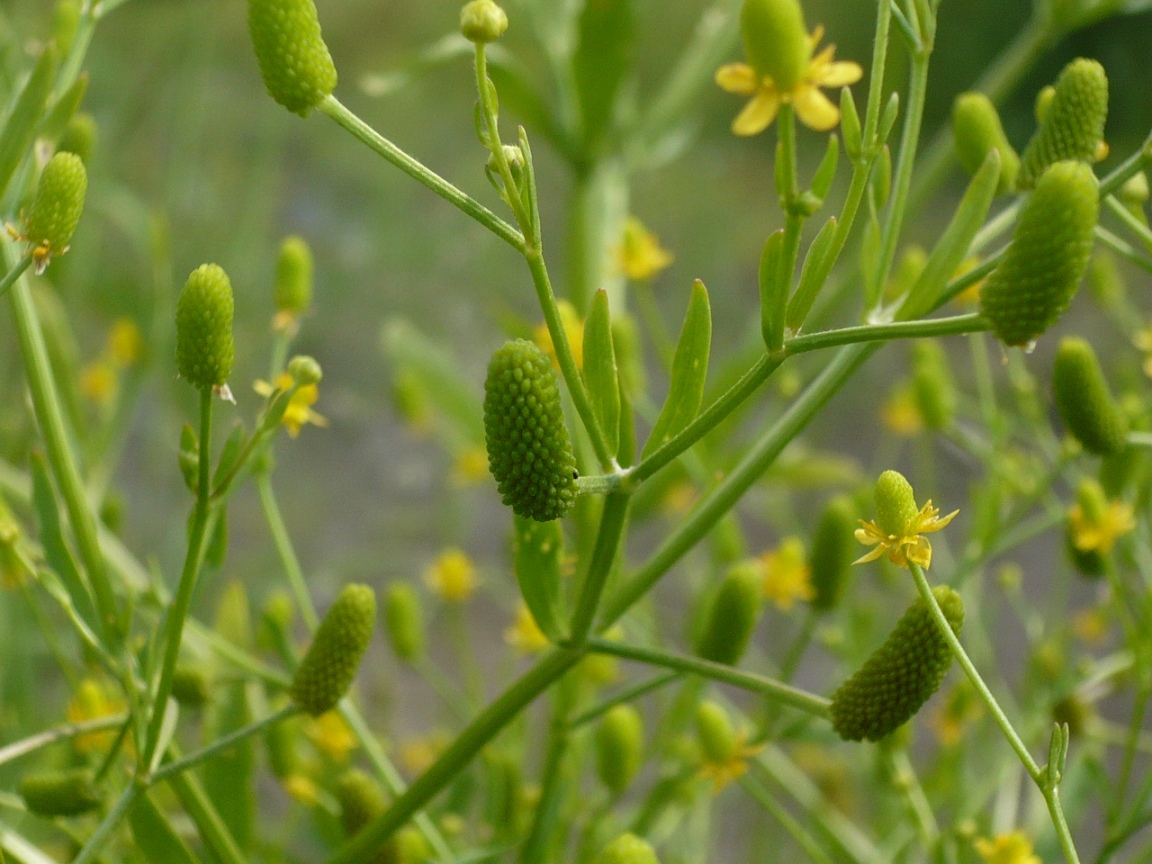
[58, 112, 97, 164]
[740, 0, 810, 92]
[911, 341, 955, 430]
[25, 151, 86, 261]
[980, 161, 1099, 347]
[874, 470, 918, 537]
[830, 586, 964, 742]
[952, 92, 1019, 195]
[694, 561, 762, 666]
[695, 700, 737, 764]
[172, 664, 210, 707]
[483, 340, 578, 522]
[596, 705, 644, 794]
[1053, 337, 1128, 455]
[275, 235, 313, 316]
[809, 495, 856, 612]
[19, 769, 101, 817]
[248, 0, 338, 116]
[596, 833, 661, 864]
[337, 768, 387, 835]
[1019, 59, 1108, 189]
[176, 264, 235, 388]
[384, 581, 424, 662]
[290, 583, 376, 715]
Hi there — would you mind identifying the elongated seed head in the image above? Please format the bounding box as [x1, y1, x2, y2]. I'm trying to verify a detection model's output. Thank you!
[830, 586, 964, 741]
[911, 341, 955, 430]
[694, 561, 762, 666]
[740, 0, 809, 92]
[176, 264, 235, 388]
[980, 161, 1099, 346]
[874, 470, 918, 537]
[1019, 59, 1108, 189]
[695, 700, 737, 764]
[248, 0, 337, 116]
[337, 768, 387, 835]
[384, 581, 424, 662]
[809, 496, 857, 612]
[25, 151, 86, 260]
[596, 833, 661, 864]
[275, 235, 314, 315]
[483, 340, 578, 522]
[19, 769, 101, 817]
[290, 583, 376, 715]
[596, 705, 644, 794]
[1053, 337, 1128, 455]
[952, 92, 1019, 194]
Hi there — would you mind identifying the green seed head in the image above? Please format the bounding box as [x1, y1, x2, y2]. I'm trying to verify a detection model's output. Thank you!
[596, 833, 661, 864]
[952, 92, 1019, 195]
[288, 354, 323, 387]
[911, 341, 955, 431]
[695, 700, 737, 764]
[1053, 337, 1128, 455]
[248, 0, 338, 117]
[1018, 59, 1108, 189]
[176, 264, 235, 389]
[460, 0, 508, 43]
[275, 235, 314, 316]
[384, 581, 424, 662]
[483, 340, 578, 522]
[830, 586, 964, 742]
[290, 583, 376, 715]
[980, 161, 1099, 347]
[809, 495, 857, 612]
[596, 705, 644, 794]
[171, 664, 210, 707]
[24, 151, 86, 267]
[1119, 171, 1149, 208]
[874, 470, 918, 537]
[57, 111, 97, 164]
[694, 561, 762, 666]
[1035, 85, 1056, 124]
[337, 768, 387, 836]
[19, 769, 101, 817]
[740, 0, 810, 92]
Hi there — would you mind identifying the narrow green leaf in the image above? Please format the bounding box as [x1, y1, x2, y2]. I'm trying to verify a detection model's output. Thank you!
[642, 280, 712, 458]
[212, 424, 246, 487]
[810, 135, 840, 201]
[30, 452, 96, 628]
[202, 680, 255, 850]
[758, 230, 786, 350]
[0, 45, 57, 202]
[785, 217, 839, 333]
[872, 145, 892, 211]
[514, 515, 565, 642]
[899, 149, 1000, 320]
[582, 289, 621, 454]
[129, 792, 200, 864]
[616, 385, 636, 468]
[840, 87, 862, 160]
[861, 215, 883, 307]
[878, 92, 900, 145]
[573, 0, 636, 152]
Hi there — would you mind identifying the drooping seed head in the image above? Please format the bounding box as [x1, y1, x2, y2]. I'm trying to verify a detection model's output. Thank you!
[248, 0, 338, 116]
[694, 561, 762, 666]
[740, 0, 810, 92]
[19, 769, 101, 817]
[1019, 59, 1108, 189]
[1053, 337, 1128, 455]
[176, 264, 235, 389]
[952, 92, 1019, 195]
[290, 583, 376, 715]
[596, 705, 644, 794]
[24, 151, 86, 269]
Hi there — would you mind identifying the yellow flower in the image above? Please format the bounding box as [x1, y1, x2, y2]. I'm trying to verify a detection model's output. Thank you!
[400, 731, 450, 776]
[452, 445, 490, 486]
[504, 603, 549, 654]
[928, 681, 984, 747]
[1073, 605, 1111, 646]
[107, 318, 144, 367]
[951, 256, 986, 307]
[80, 360, 119, 406]
[283, 774, 319, 806]
[1068, 498, 1134, 554]
[881, 383, 923, 437]
[759, 537, 813, 610]
[306, 710, 356, 762]
[66, 678, 125, 754]
[699, 734, 763, 793]
[424, 548, 477, 602]
[618, 216, 674, 281]
[1133, 326, 1152, 377]
[854, 502, 958, 569]
[534, 300, 584, 371]
[253, 372, 328, 438]
[716, 26, 862, 135]
[975, 832, 1041, 864]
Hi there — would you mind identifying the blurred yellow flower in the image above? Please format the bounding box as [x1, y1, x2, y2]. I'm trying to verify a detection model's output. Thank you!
[618, 216, 674, 281]
[716, 26, 862, 135]
[975, 832, 1041, 864]
[80, 360, 118, 406]
[759, 537, 813, 610]
[1068, 498, 1134, 554]
[284, 774, 319, 806]
[401, 731, 450, 776]
[1073, 605, 1111, 646]
[699, 734, 763, 793]
[107, 318, 144, 367]
[452, 445, 490, 486]
[951, 257, 985, 307]
[424, 548, 477, 602]
[929, 681, 984, 747]
[534, 300, 583, 371]
[306, 710, 356, 762]
[855, 502, 958, 569]
[881, 383, 923, 437]
[254, 372, 328, 438]
[505, 603, 549, 654]
[66, 678, 125, 754]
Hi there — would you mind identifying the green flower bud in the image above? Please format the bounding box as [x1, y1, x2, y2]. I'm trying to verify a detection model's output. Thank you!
[172, 664, 210, 707]
[57, 111, 97, 164]
[1019, 59, 1108, 189]
[694, 561, 762, 666]
[384, 581, 424, 662]
[596, 705, 644, 794]
[19, 769, 101, 817]
[740, 0, 810, 92]
[248, 0, 338, 117]
[980, 161, 1099, 347]
[460, 0, 508, 44]
[695, 700, 737, 764]
[1035, 85, 1055, 124]
[290, 583, 376, 715]
[596, 833, 661, 864]
[24, 151, 86, 270]
[176, 264, 235, 389]
[1119, 171, 1149, 211]
[952, 92, 1019, 195]
[275, 235, 313, 316]
[288, 354, 323, 386]
[483, 340, 578, 522]
[337, 768, 387, 835]
[1053, 337, 1127, 455]
[830, 586, 964, 742]
[911, 341, 955, 430]
[874, 470, 918, 537]
[809, 495, 857, 612]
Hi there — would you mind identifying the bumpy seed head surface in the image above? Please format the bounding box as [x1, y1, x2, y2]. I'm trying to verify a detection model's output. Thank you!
[291, 583, 376, 715]
[248, 0, 337, 116]
[1019, 59, 1108, 189]
[275, 235, 313, 314]
[830, 586, 964, 742]
[694, 562, 762, 666]
[483, 340, 578, 522]
[980, 161, 1099, 347]
[18, 769, 101, 817]
[176, 263, 235, 388]
[874, 470, 918, 537]
[25, 152, 86, 253]
[1053, 337, 1128, 455]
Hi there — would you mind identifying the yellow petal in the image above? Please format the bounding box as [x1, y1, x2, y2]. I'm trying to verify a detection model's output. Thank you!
[906, 536, 933, 568]
[732, 89, 781, 136]
[808, 25, 825, 50]
[715, 63, 759, 95]
[852, 546, 888, 565]
[793, 85, 840, 131]
[818, 60, 863, 88]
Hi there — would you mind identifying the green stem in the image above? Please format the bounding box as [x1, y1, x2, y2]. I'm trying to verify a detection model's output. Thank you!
[0, 715, 127, 767]
[1110, 684, 1151, 827]
[256, 471, 319, 631]
[569, 672, 679, 728]
[569, 492, 631, 642]
[318, 95, 524, 252]
[475, 44, 530, 231]
[1105, 195, 1152, 251]
[150, 704, 297, 784]
[575, 473, 626, 497]
[143, 387, 214, 766]
[163, 761, 248, 864]
[740, 776, 835, 864]
[783, 313, 989, 356]
[863, 0, 893, 146]
[0, 255, 30, 302]
[582, 637, 831, 719]
[519, 676, 579, 864]
[1096, 226, 1152, 276]
[70, 782, 141, 864]
[769, 105, 803, 352]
